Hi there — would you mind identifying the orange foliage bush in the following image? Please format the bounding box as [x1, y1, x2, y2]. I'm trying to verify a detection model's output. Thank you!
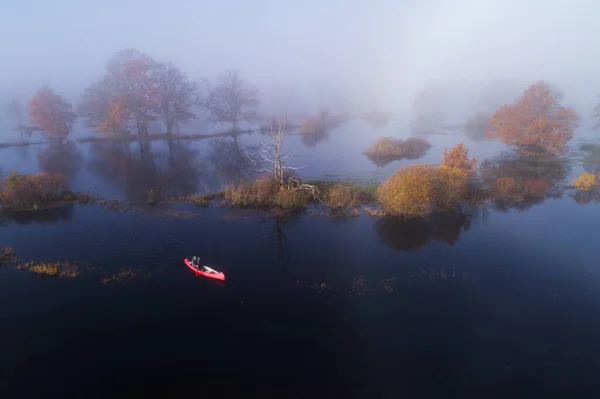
[487, 81, 579, 155]
[376, 165, 436, 217]
[28, 87, 75, 139]
[0, 172, 68, 209]
[435, 165, 469, 210]
[572, 173, 597, 192]
[441, 142, 477, 177]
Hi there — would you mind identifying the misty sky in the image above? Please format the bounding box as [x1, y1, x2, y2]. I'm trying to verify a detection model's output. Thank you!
[2, 0, 600, 114]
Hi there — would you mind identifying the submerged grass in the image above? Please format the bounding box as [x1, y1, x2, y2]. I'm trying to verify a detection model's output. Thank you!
[100, 267, 138, 284]
[18, 261, 80, 278]
[1, 247, 15, 263]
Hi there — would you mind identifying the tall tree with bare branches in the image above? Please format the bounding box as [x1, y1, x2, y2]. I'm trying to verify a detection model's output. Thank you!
[203, 70, 259, 131]
[79, 49, 159, 136]
[248, 117, 317, 195]
[154, 63, 199, 134]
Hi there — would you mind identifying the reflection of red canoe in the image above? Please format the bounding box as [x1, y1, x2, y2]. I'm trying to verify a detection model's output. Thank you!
[184, 258, 225, 281]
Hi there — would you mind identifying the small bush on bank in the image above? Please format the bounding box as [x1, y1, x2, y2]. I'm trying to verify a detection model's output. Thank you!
[322, 183, 361, 209]
[435, 165, 469, 211]
[222, 176, 279, 207]
[376, 165, 437, 217]
[190, 194, 209, 207]
[0, 172, 69, 210]
[222, 176, 313, 210]
[572, 173, 597, 192]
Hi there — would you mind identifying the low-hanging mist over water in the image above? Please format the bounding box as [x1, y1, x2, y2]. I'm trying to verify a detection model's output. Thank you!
[2, 0, 600, 131]
[2, 1, 600, 398]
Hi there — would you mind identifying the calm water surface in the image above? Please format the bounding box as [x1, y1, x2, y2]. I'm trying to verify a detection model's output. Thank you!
[1, 128, 600, 398]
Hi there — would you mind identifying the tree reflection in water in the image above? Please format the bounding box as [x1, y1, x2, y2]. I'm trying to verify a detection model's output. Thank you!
[1, 204, 74, 225]
[375, 212, 474, 251]
[208, 135, 259, 186]
[479, 149, 570, 212]
[38, 141, 84, 183]
[88, 139, 204, 202]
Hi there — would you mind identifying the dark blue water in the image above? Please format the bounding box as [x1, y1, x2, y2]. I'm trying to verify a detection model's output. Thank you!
[1, 197, 600, 397]
[1, 130, 600, 397]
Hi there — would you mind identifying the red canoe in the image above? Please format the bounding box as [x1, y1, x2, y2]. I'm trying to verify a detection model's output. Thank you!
[184, 258, 225, 281]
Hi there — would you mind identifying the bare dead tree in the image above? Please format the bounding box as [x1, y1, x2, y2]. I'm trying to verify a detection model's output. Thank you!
[248, 117, 318, 196]
[202, 70, 259, 131]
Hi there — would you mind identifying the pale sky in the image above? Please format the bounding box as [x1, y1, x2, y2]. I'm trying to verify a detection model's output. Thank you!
[1, 0, 600, 115]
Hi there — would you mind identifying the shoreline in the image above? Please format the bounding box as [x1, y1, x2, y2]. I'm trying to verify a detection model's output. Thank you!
[0, 129, 256, 149]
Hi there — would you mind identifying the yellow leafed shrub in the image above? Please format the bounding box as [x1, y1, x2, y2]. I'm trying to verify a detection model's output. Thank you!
[376, 165, 436, 217]
[572, 173, 596, 192]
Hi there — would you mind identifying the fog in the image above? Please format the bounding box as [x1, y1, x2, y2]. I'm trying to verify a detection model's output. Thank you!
[2, 0, 600, 130]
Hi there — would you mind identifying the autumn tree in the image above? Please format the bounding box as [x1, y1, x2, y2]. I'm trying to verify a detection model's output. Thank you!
[441, 142, 477, 177]
[79, 49, 159, 136]
[154, 63, 199, 134]
[78, 81, 117, 132]
[28, 87, 75, 140]
[203, 70, 259, 131]
[487, 81, 579, 156]
[79, 49, 201, 136]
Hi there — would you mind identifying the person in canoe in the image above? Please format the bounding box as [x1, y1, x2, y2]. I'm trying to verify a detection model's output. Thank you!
[191, 256, 207, 272]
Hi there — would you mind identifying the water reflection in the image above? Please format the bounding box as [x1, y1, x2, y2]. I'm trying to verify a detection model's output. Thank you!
[208, 135, 258, 184]
[375, 212, 473, 251]
[570, 191, 600, 205]
[362, 108, 391, 128]
[2, 204, 74, 225]
[464, 112, 491, 142]
[410, 113, 446, 137]
[88, 139, 204, 202]
[298, 107, 349, 148]
[578, 142, 600, 174]
[480, 150, 570, 211]
[299, 126, 329, 148]
[259, 212, 301, 270]
[38, 141, 84, 183]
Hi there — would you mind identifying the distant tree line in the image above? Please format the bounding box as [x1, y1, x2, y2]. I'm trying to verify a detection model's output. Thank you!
[3, 47, 600, 163]
[4, 48, 261, 141]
